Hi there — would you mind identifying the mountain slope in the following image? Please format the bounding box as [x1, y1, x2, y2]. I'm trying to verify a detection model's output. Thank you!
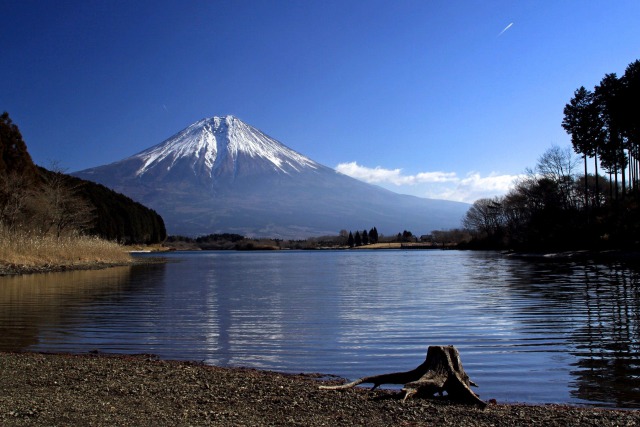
[74, 116, 469, 238]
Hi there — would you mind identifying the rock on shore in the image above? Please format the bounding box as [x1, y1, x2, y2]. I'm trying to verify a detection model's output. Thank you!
[0, 352, 637, 426]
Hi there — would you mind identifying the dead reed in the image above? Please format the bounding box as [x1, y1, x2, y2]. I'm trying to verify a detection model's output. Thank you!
[0, 227, 131, 269]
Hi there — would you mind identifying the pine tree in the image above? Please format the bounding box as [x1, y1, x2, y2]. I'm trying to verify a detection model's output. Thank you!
[621, 60, 640, 191]
[595, 73, 626, 198]
[369, 227, 379, 244]
[562, 86, 604, 208]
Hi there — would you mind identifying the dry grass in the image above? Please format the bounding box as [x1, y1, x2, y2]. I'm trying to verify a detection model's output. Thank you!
[0, 228, 131, 270]
[352, 242, 403, 249]
[123, 243, 171, 253]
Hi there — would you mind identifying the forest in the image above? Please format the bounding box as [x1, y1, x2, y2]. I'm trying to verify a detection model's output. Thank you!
[463, 59, 640, 251]
[0, 112, 166, 245]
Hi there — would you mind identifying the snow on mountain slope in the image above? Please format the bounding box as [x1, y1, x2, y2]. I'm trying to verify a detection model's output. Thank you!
[134, 115, 320, 179]
[74, 115, 470, 238]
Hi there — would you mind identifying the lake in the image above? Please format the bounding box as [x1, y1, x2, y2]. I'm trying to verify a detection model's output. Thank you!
[0, 250, 638, 408]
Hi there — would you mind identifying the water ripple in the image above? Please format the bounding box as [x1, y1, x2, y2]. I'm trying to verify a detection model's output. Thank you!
[0, 250, 639, 407]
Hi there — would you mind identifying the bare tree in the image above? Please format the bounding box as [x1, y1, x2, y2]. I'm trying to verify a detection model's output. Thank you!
[463, 197, 504, 237]
[430, 229, 471, 246]
[0, 171, 35, 231]
[535, 145, 580, 210]
[33, 169, 95, 237]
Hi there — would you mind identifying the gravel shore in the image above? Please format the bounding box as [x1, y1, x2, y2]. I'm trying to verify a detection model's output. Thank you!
[1, 352, 638, 426]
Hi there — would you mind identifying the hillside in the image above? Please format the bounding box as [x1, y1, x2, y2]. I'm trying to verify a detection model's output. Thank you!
[75, 116, 469, 238]
[0, 112, 166, 244]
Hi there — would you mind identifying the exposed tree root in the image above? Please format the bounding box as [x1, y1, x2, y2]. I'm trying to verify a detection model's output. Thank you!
[320, 345, 485, 408]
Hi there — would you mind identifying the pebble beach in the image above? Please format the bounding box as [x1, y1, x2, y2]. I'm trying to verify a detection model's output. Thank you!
[1, 352, 638, 426]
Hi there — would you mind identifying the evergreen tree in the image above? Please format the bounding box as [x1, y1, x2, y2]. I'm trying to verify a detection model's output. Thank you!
[369, 227, 379, 244]
[562, 86, 604, 207]
[354, 230, 362, 246]
[0, 112, 38, 182]
[362, 229, 369, 245]
[347, 231, 354, 247]
[621, 60, 640, 191]
[595, 73, 626, 197]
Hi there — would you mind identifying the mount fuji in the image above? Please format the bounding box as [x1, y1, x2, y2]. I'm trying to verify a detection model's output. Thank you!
[74, 116, 469, 238]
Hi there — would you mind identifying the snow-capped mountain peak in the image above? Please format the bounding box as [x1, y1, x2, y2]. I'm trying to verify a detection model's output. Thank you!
[73, 115, 469, 238]
[133, 115, 319, 178]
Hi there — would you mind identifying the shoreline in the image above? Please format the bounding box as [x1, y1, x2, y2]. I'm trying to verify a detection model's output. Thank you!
[0, 260, 136, 277]
[0, 255, 168, 277]
[0, 351, 637, 426]
[3, 247, 638, 277]
[504, 249, 640, 264]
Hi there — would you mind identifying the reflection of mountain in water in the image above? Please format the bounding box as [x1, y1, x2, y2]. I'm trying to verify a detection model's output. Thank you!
[504, 259, 640, 407]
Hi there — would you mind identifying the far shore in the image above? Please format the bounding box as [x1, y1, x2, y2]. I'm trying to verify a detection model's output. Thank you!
[3, 245, 640, 277]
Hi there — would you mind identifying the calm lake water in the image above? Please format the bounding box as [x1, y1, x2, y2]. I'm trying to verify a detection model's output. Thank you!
[1, 250, 639, 408]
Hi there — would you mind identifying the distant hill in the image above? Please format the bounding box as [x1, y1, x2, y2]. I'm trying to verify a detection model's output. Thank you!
[0, 112, 166, 244]
[74, 115, 469, 238]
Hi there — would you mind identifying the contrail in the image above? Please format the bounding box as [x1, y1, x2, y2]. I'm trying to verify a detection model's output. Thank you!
[498, 22, 513, 36]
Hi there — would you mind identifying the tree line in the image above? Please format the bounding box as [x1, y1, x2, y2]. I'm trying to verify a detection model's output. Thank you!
[165, 227, 440, 250]
[562, 59, 640, 203]
[347, 227, 379, 247]
[463, 58, 640, 251]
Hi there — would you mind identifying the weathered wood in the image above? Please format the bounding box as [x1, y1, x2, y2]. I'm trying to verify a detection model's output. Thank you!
[320, 345, 485, 407]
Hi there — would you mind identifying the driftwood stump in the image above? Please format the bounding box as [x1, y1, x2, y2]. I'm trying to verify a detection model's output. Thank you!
[320, 345, 485, 407]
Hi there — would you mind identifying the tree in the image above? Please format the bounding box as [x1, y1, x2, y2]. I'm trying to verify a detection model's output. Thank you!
[562, 86, 604, 208]
[463, 197, 504, 238]
[463, 58, 640, 250]
[500, 190, 530, 245]
[534, 145, 580, 210]
[431, 229, 471, 246]
[34, 168, 95, 237]
[621, 60, 640, 191]
[347, 231, 354, 248]
[0, 171, 35, 231]
[401, 230, 415, 242]
[595, 73, 626, 197]
[354, 231, 362, 246]
[369, 227, 379, 244]
[600, 142, 627, 200]
[0, 112, 38, 181]
[362, 229, 369, 245]
[0, 112, 40, 231]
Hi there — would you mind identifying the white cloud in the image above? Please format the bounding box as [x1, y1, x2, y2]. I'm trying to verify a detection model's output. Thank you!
[443, 172, 520, 202]
[336, 162, 457, 185]
[335, 162, 521, 203]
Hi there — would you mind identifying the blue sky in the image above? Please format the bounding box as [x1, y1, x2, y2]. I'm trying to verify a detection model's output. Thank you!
[2, 1, 640, 203]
